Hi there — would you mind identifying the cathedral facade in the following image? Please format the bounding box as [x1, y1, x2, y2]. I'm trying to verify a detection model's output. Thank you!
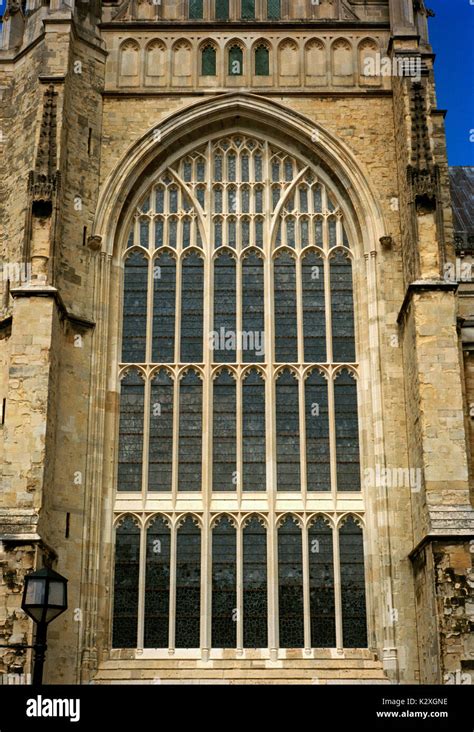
[0, 0, 473, 685]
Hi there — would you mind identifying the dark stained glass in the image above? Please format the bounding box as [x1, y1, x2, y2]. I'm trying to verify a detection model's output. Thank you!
[216, 0, 229, 19]
[212, 517, 237, 647]
[334, 370, 360, 491]
[302, 251, 326, 363]
[243, 517, 267, 647]
[229, 46, 243, 75]
[255, 46, 270, 76]
[178, 370, 202, 491]
[330, 250, 355, 362]
[213, 253, 236, 362]
[175, 516, 201, 647]
[278, 516, 304, 648]
[118, 370, 144, 492]
[152, 252, 175, 363]
[276, 369, 301, 491]
[189, 0, 203, 18]
[202, 45, 216, 75]
[122, 251, 147, 363]
[241, 0, 255, 19]
[144, 516, 170, 647]
[180, 253, 203, 362]
[148, 370, 173, 492]
[339, 517, 367, 647]
[139, 218, 149, 248]
[309, 517, 335, 647]
[267, 0, 280, 19]
[305, 371, 330, 491]
[213, 371, 237, 491]
[242, 252, 264, 363]
[274, 252, 297, 362]
[243, 370, 266, 491]
[112, 517, 140, 648]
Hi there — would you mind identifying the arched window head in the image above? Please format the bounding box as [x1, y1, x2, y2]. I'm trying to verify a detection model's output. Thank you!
[229, 45, 243, 76]
[201, 44, 217, 76]
[255, 44, 270, 76]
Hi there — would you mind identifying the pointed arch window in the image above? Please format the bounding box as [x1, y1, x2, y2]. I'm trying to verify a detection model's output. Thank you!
[255, 45, 270, 76]
[201, 44, 217, 75]
[114, 133, 366, 652]
[229, 45, 243, 76]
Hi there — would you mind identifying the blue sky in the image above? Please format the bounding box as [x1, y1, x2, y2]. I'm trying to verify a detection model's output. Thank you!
[0, 0, 472, 164]
[428, 0, 474, 166]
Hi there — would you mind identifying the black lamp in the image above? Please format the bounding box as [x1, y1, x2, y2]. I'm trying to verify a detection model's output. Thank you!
[21, 567, 68, 684]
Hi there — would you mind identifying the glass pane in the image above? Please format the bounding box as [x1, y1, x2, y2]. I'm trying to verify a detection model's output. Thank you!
[169, 187, 178, 213]
[302, 252, 326, 362]
[241, 187, 250, 213]
[183, 160, 192, 182]
[214, 219, 222, 248]
[254, 154, 262, 181]
[276, 370, 300, 491]
[189, 0, 203, 18]
[196, 160, 205, 181]
[243, 370, 266, 491]
[202, 46, 216, 75]
[175, 517, 201, 647]
[213, 371, 237, 491]
[178, 371, 202, 491]
[117, 371, 144, 492]
[122, 251, 148, 362]
[155, 187, 164, 213]
[241, 154, 249, 182]
[149, 370, 174, 492]
[334, 371, 360, 491]
[313, 185, 322, 213]
[183, 218, 191, 247]
[144, 517, 170, 647]
[330, 251, 355, 362]
[278, 517, 304, 647]
[214, 187, 223, 213]
[305, 371, 330, 491]
[213, 253, 236, 362]
[309, 518, 335, 647]
[267, 0, 280, 20]
[181, 254, 204, 362]
[139, 218, 149, 248]
[339, 517, 367, 647]
[242, 253, 264, 363]
[113, 518, 140, 648]
[214, 154, 223, 181]
[255, 46, 269, 76]
[152, 253, 175, 362]
[168, 218, 177, 248]
[154, 218, 164, 248]
[274, 252, 297, 362]
[228, 154, 236, 182]
[255, 219, 263, 247]
[212, 517, 236, 648]
[242, 219, 250, 245]
[329, 218, 337, 247]
[216, 0, 229, 19]
[229, 46, 243, 75]
[243, 517, 267, 647]
[241, 0, 255, 19]
[255, 187, 263, 213]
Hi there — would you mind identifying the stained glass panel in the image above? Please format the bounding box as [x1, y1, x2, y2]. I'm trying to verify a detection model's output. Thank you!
[112, 518, 140, 648]
[243, 517, 267, 647]
[339, 517, 367, 647]
[331, 251, 355, 362]
[242, 252, 264, 362]
[213, 371, 237, 491]
[212, 518, 237, 647]
[274, 252, 297, 362]
[175, 517, 201, 647]
[309, 518, 335, 647]
[122, 251, 147, 363]
[276, 370, 300, 491]
[178, 371, 202, 491]
[302, 252, 326, 362]
[202, 45, 216, 76]
[334, 370, 360, 491]
[243, 370, 266, 491]
[278, 517, 304, 648]
[213, 253, 236, 362]
[255, 46, 270, 76]
[144, 516, 170, 647]
[149, 370, 173, 492]
[180, 254, 203, 362]
[152, 252, 175, 363]
[305, 371, 330, 492]
[118, 370, 144, 492]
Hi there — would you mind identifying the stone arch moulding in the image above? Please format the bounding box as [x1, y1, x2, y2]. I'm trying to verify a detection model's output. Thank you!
[92, 93, 387, 259]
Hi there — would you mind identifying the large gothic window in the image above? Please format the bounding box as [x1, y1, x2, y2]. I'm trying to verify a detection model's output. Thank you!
[113, 133, 367, 652]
